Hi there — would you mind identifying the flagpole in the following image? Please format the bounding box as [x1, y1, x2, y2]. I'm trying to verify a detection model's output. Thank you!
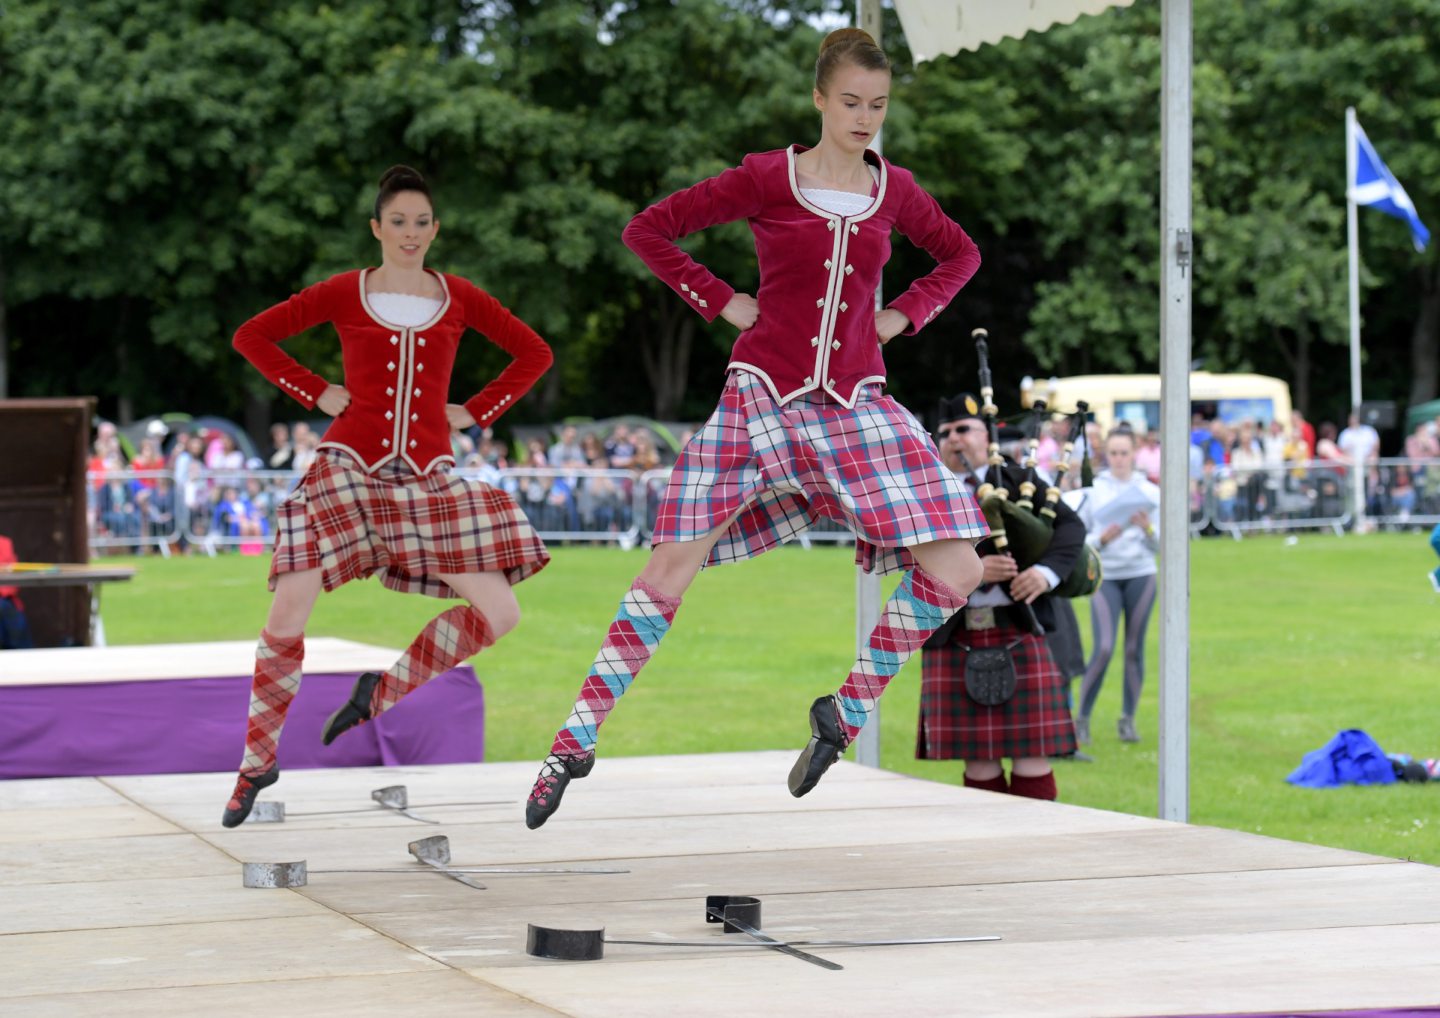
[1345, 107, 1364, 529]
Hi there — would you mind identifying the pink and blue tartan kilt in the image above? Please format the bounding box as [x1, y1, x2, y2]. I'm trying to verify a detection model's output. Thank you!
[269, 450, 549, 598]
[917, 625, 1077, 760]
[653, 371, 988, 575]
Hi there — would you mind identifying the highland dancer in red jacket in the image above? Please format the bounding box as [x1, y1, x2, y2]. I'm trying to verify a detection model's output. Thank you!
[525, 29, 988, 829]
[223, 165, 553, 827]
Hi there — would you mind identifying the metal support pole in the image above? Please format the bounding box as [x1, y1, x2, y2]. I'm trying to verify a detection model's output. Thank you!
[1158, 0, 1192, 823]
[853, 0, 884, 768]
[1345, 107, 1366, 531]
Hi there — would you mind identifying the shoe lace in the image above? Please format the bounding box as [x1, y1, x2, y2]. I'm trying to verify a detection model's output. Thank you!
[227, 774, 256, 810]
[529, 757, 566, 803]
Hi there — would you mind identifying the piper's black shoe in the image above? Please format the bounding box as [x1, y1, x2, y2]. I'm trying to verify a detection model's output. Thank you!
[525, 752, 596, 830]
[788, 694, 850, 797]
[221, 766, 279, 828]
[321, 671, 382, 746]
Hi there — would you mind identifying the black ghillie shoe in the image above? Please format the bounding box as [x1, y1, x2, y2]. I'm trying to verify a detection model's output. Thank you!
[321, 672, 382, 746]
[788, 694, 851, 798]
[221, 766, 279, 828]
[525, 752, 596, 830]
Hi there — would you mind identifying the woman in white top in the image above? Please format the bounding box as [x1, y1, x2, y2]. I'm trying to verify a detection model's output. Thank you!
[1074, 428, 1160, 744]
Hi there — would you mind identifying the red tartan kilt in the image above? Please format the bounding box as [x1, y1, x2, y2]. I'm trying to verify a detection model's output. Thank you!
[653, 371, 986, 577]
[269, 451, 549, 598]
[917, 624, 1076, 760]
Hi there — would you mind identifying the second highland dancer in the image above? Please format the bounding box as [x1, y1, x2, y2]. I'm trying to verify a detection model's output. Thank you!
[525, 28, 988, 829]
[222, 165, 553, 827]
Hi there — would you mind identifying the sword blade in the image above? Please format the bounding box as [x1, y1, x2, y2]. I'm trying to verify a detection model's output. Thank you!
[703, 907, 842, 971]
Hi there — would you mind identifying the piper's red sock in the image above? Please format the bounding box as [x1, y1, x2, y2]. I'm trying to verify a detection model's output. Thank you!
[1008, 771, 1058, 801]
[963, 773, 1009, 793]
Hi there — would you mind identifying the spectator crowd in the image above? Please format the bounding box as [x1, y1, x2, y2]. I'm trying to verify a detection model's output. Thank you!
[85, 418, 692, 554]
[84, 406, 1440, 555]
[1025, 408, 1440, 532]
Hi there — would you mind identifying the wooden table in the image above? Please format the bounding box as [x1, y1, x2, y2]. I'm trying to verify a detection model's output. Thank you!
[0, 563, 136, 646]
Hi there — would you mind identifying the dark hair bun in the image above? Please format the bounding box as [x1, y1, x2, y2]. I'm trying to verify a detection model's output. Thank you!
[819, 27, 877, 57]
[374, 164, 433, 218]
[379, 164, 426, 190]
[815, 27, 888, 92]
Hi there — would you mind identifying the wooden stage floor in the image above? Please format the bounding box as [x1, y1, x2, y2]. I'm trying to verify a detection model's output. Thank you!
[3, 752, 1438, 1017]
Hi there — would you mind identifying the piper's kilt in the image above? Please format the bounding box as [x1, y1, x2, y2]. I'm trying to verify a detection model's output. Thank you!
[269, 450, 549, 598]
[653, 371, 987, 575]
[917, 623, 1077, 760]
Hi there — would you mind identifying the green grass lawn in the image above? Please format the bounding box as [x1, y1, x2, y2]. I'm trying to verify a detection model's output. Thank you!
[97, 532, 1440, 863]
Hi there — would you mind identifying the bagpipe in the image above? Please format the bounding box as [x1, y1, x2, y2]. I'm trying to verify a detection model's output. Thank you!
[969, 328, 1102, 601]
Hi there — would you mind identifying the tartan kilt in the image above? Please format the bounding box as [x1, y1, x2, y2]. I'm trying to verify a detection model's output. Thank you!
[269, 450, 549, 598]
[653, 371, 987, 576]
[917, 624, 1077, 760]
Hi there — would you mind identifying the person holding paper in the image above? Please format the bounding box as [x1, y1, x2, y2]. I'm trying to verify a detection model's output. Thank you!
[1074, 428, 1160, 745]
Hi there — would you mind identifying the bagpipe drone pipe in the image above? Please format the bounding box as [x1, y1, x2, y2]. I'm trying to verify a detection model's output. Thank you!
[969, 329, 1102, 603]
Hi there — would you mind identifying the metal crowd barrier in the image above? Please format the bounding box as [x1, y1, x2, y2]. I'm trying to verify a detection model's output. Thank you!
[1365, 457, 1440, 528]
[455, 466, 643, 547]
[87, 465, 649, 554]
[1199, 460, 1352, 537]
[87, 468, 300, 556]
[87, 469, 186, 557]
[1193, 457, 1440, 536]
[87, 456, 1440, 555]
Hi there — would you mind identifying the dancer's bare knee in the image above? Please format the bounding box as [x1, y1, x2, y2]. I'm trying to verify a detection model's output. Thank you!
[486, 597, 520, 639]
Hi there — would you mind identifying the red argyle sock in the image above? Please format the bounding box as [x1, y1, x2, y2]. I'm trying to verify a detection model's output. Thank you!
[239, 630, 304, 773]
[1008, 771, 1058, 801]
[550, 578, 682, 756]
[964, 773, 1009, 793]
[834, 566, 967, 743]
[371, 605, 493, 715]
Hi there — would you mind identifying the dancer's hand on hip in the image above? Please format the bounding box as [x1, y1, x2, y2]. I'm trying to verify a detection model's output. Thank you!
[876, 309, 910, 344]
[317, 385, 351, 417]
[721, 293, 759, 331]
[446, 404, 476, 430]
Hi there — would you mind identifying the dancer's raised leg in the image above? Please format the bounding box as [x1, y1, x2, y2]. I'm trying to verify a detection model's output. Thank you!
[223, 567, 323, 827]
[790, 539, 981, 797]
[526, 520, 731, 829]
[322, 571, 517, 744]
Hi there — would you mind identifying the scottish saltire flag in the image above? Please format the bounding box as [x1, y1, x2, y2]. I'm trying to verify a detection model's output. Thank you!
[1351, 120, 1430, 252]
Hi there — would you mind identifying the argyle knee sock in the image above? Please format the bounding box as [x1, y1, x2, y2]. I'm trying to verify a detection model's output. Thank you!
[834, 566, 967, 743]
[964, 773, 1009, 793]
[239, 630, 304, 773]
[371, 605, 493, 716]
[550, 578, 681, 756]
[1008, 771, 1058, 801]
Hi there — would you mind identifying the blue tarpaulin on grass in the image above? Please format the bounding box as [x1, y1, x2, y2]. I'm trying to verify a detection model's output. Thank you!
[1287, 729, 1397, 788]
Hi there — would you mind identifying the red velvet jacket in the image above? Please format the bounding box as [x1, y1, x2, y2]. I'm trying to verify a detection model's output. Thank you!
[233, 269, 552, 474]
[622, 145, 980, 408]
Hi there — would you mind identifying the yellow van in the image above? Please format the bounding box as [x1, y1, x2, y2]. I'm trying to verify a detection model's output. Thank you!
[1021, 372, 1294, 433]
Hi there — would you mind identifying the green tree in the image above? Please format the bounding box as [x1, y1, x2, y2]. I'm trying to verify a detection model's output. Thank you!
[4, 0, 1436, 436]
[0, 0, 484, 429]
[894, 0, 1438, 420]
[0, 0, 838, 426]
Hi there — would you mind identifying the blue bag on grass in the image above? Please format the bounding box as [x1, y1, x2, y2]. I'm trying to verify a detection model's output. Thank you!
[1286, 728, 1397, 788]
